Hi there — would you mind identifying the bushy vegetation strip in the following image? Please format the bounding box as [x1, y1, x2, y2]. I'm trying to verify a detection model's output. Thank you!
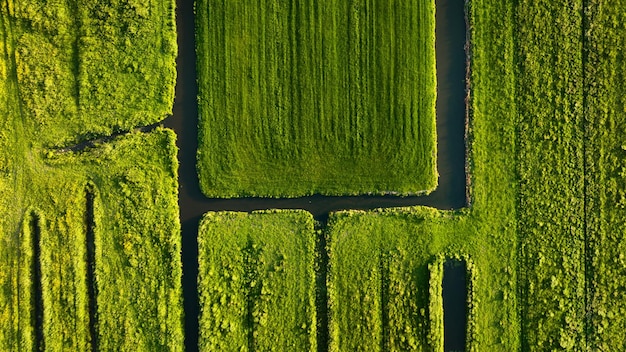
[515, 0, 586, 349]
[584, 0, 626, 348]
[198, 210, 317, 351]
[196, 0, 437, 197]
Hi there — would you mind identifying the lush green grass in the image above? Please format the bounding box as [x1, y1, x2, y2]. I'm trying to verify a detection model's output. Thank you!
[0, 0, 183, 349]
[196, 0, 437, 197]
[327, 208, 477, 351]
[0, 130, 185, 351]
[43, 130, 184, 351]
[12, 0, 177, 147]
[585, 0, 626, 348]
[327, 0, 520, 349]
[515, 0, 586, 349]
[198, 210, 316, 351]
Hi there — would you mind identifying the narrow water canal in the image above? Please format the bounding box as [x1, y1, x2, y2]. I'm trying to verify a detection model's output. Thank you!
[443, 259, 469, 352]
[163, 0, 469, 350]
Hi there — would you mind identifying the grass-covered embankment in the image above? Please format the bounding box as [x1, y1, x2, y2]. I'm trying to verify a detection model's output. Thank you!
[196, 0, 437, 197]
[198, 211, 317, 351]
[0, 0, 184, 350]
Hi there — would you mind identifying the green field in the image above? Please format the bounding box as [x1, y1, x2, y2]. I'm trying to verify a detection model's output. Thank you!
[196, 0, 437, 197]
[5, 0, 626, 350]
[0, 0, 184, 350]
[198, 211, 316, 351]
[327, 209, 481, 351]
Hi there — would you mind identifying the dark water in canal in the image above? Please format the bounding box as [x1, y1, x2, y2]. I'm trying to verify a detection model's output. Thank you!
[163, 0, 468, 349]
[443, 259, 468, 352]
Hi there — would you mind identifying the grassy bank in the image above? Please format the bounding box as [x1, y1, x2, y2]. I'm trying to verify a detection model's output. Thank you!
[196, 0, 437, 197]
[198, 210, 317, 351]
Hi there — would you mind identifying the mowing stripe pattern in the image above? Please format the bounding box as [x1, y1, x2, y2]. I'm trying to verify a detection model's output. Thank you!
[196, 0, 437, 197]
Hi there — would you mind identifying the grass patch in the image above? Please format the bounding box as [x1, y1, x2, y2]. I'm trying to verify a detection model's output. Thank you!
[198, 210, 317, 351]
[196, 0, 437, 197]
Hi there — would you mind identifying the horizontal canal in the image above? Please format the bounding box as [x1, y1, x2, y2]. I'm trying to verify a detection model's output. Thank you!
[164, 0, 469, 350]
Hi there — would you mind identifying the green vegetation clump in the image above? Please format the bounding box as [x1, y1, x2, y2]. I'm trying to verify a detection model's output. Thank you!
[0, 0, 183, 350]
[196, 0, 437, 197]
[198, 210, 317, 351]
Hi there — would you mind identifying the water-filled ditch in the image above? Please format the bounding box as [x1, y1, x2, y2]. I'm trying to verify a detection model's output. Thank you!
[164, 0, 469, 349]
[443, 259, 469, 351]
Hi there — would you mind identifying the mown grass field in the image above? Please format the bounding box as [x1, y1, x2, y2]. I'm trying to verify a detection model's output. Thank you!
[0, 0, 183, 350]
[196, 0, 437, 197]
[198, 211, 316, 351]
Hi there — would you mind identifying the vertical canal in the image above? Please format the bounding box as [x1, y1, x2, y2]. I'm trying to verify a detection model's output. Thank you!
[442, 259, 468, 352]
[85, 188, 98, 352]
[30, 213, 44, 352]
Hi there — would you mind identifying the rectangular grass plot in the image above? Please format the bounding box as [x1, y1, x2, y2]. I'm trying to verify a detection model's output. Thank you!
[196, 0, 437, 197]
[198, 210, 317, 351]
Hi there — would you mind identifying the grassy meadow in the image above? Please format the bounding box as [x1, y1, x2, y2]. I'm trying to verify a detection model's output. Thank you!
[196, 0, 437, 197]
[0, 0, 183, 350]
[198, 211, 317, 351]
[3, 0, 626, 349]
